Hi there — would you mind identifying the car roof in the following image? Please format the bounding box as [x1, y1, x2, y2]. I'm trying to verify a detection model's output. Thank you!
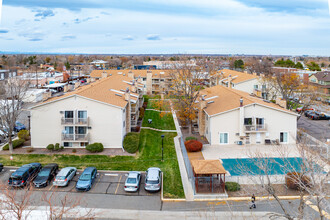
[83, 167, 96, 173]
[147, 167, 161, 180]
[57, 167, 75, 175]
[15, 167, 30, 173]
[128, 172, 140, 178]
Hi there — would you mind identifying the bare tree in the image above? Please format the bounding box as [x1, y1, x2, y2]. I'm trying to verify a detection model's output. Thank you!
[0, 77, 30, 153]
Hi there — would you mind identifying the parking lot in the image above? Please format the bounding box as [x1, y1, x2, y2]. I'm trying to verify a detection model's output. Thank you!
[0, 168, 160, 197]
[298, 115, 330, 142]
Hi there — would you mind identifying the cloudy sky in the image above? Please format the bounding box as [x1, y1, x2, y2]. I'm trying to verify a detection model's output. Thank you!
[0, 0, 329, 55]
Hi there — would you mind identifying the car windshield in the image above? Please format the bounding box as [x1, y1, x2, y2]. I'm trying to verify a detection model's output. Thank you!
[56, 176, 66, 180]
[126, 178, 137, 184]
[146, 179, 159, 184]
[38, 170, 51, 177]
[11, 176, 22, 180]
[79, 174, 91, 181]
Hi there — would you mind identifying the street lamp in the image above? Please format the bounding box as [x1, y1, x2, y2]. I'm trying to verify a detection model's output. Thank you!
[161, 135, 165, 162]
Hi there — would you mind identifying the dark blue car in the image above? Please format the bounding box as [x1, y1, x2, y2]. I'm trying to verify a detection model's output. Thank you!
[8, 163, 42, 187]
[76, 167, 97, 191]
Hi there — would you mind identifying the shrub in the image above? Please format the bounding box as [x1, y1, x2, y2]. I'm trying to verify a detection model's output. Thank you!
[60, 146, 64, 150]
[2, 139, 25, 151]
[26, 147, 34, 153]
[285, 172, 311, 190]
[225, 182, 240, 191]
[46, 144, 55, 151]
[86, 143, 104, 153]
[139, 107, 145, 120]
[17, 130, 30, 140]
[72, 149, 77, 153]
[142, 102, 148, 109]
[54, 143, 60, 151]
[123, 132, 140, 153]
[184, 140, 203, 152]
[185, 136, 197, 141]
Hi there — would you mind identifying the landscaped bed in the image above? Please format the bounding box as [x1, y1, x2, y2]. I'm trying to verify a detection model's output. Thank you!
[0, 129, 184, 199]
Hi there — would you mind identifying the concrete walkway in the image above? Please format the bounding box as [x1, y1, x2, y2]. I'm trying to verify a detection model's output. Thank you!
[140, 127, 177, 132]
[170, 101, 194, 201]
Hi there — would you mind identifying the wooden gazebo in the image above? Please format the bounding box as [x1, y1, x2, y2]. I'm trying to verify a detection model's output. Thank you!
[191, 160, 226, 193]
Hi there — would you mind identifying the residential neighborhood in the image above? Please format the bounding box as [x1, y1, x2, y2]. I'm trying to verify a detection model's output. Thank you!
[0, 0, 330, 219]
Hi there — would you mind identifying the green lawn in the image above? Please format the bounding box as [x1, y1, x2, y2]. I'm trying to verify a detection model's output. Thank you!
[0, 130, 184, 199]
[142, 110, 176, 130]
[147, 99, 171, 111]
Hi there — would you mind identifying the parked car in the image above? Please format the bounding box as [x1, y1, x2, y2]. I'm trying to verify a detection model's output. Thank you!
[305, 110, 315, 117]
[8, 163, 41, 187]
[124, 171, 141, 192]
[14, 121, 26, 132]
[296, 107, 314, 113]
[33, 163, 59, 188]
[76, 167, 97, 191]
[317, 113, 330, 120]
[0, 163, 3, 172]
[144, 167, 161, 192]
[53, 167, 77, 187]
[309, 112, 320, 120]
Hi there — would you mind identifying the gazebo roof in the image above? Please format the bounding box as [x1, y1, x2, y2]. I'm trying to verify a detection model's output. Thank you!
[191, 160, 226, 175]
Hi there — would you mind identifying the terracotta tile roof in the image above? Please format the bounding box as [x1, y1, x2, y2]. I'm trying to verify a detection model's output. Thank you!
[199, 85, 294, 116]
[191, 160, 226, 175]
[90, 69, 171, 78]
[38, 74, 140, 108]
[219, 69, 258, 84]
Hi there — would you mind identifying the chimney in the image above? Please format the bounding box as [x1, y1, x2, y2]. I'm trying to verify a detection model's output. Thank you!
[198, 95, 207, 136]
[101, 71, 107, 79]
[131, 80, 137, 93]
[128, 70, 134, 79]
[228, 74, 232, 88]
[200, 95, 207, 109]
[240, 97, 243, 107]
[125, 87, 130, 101]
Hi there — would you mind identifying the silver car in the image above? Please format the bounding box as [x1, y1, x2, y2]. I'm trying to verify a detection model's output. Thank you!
[53, 167, 77, 187]
[124, 171, 141, 192]
[144, 167, 161, 192]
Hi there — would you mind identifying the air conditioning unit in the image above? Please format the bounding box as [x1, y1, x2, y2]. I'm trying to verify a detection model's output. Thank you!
[250, 127, 255, 131]
[60, 111, 64, 114]
[235, 133, 240, 136]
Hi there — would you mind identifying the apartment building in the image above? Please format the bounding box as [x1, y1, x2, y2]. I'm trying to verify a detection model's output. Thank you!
[30, 74, 144, 148]
[309, 71, 330, 94]
[209, 69, 268, 98]
[197, 85, 298, 146]
[90, 69, 172, 95]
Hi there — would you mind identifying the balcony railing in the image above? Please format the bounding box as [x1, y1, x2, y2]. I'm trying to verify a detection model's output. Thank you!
[61, 117, 89, 125]
[62, 133, 89, 141]
[244, 124, 267, 132]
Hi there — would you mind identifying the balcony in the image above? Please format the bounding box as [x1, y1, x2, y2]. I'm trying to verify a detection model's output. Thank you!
[61, 117, 89, 125]
[244, 124, 267, 133]
[62, 133, 89, 142]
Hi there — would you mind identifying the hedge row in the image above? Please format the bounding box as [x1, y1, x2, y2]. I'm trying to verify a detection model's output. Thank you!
[2, 139, 25, 151]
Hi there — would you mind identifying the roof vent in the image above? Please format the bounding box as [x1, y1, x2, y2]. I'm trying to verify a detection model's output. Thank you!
[123, 74, 126, 76]
[207, 101, 214, 104]
[240, 97, 243, 107]
[115, 94, 122, 97]
[120, 89, 125, 92]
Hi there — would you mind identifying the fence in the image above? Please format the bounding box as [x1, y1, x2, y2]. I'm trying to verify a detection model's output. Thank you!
[298, 129, 330, 160]
[179, 136, 196, 194]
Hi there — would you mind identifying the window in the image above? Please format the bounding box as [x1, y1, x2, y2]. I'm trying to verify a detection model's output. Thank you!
[80, 142, 89, 147]
[220, 133, 229, 144]
[78, 111, 87, 119]
[65, 126, 74, 134]
[256, 118, 264, 125]
[254, 85, 259, 90]
[280, 132, 288, 143]
[63, 142, 72, 147]
[143, 77, 146, 81]
[76, 127, 87, 134]
[244, 118, 252, 125]
[65, 111, 74, 119]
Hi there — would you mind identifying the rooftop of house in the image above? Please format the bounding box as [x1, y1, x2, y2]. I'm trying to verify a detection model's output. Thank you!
[218, 69, 258, 84]
[198, 85, 295, 116]
[311, 71, 330, 82]
[33, 74, 142, 109]
[90, 69, 171, 78]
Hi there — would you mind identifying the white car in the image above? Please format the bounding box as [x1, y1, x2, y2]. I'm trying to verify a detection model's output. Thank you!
[53, 167, 77, 187]
[124, 171, 141, 192]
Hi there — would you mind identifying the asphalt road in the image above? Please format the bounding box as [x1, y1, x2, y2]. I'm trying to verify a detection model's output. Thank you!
[298, 115, 330, 142]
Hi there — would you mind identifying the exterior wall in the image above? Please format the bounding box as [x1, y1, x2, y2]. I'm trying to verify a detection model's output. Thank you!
[234, 79, 259, 94]
[208, 104, 297, 145]
[31, 96, 125, 148]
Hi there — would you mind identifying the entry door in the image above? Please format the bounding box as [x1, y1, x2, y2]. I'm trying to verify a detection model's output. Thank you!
[256, 133, 261, 144]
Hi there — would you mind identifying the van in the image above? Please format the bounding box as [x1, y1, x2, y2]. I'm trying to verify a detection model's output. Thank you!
[8, 163, 41, 187]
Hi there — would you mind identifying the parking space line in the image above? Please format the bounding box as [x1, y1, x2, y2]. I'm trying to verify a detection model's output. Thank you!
[105, 174, 118, 176]
[48, 185, 54, 191]
[9, 170, 16, 172]
[114, 175, 122, 194]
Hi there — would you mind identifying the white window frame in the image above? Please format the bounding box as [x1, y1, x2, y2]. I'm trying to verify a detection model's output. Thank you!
[219, 132, 229, 145]
[280, 132, 288, 143]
